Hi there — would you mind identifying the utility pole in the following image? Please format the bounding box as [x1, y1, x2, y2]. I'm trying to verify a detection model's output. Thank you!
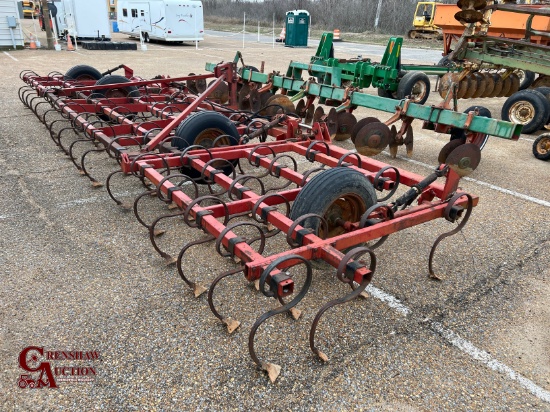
[40, 0, 54, 49]
[374, 0, 383, 32]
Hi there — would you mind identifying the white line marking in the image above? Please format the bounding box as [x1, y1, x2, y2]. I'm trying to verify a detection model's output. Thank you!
[430, 321, 550, 403]
[366, 285, 411, 316]
[195, 53, 224, 59]
[519, 137, 535, 143]
[57, 190, 143, 209]
[70, 51, 85, 56]
[363, 286, 550, 404]
[462, 177, 550, 207]
[3, 51, 18, 61]
[57, 196, 102, 208]
[381, 152, 550, 208]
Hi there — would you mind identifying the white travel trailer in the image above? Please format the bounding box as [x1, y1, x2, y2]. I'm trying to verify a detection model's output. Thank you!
[117, 0, 204, 43]
[46, 0, 111, 41]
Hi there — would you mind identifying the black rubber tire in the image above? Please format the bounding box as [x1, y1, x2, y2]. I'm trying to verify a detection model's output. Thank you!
[238, 65, 258, 76]
[172, 111, 239, 149]
[64, 65, 102, 81]
[532, 133, 550, 160]
[95, 75, 139, 98]
[535, 86, 550, 102]
[450, 106, 492, 150]
[517, 70, 536, 90]
[501, 90, 550, 134]
[377, 88, 395, 98]
[290, 167, 377, 238]
[396, 71, 431, 104]
[172, 111, 240, 181]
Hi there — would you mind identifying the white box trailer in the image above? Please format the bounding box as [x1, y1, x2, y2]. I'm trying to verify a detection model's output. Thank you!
[46, 0, 111, 41]
[117, 0, 204, 43]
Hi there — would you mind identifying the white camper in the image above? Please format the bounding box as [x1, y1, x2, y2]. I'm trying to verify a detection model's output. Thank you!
[117, 0, 204, 43]
[46, 0, 111, 41]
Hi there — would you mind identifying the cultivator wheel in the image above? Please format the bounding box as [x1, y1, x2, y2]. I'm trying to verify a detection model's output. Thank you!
[64, 65, 103, 81]
[397, 72, 430, 105]
[450, 106, 492, 150]
[289, 168, 377, 238]
[533, 133, 550, 161]
[502, 90, 550, 134]
[95, 75, 139, 98]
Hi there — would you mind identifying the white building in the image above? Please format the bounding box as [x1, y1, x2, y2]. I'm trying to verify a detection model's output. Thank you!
[0, 0, 25, 49]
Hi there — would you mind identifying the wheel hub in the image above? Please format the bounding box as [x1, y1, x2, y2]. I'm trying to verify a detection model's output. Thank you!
[323, 195, 366, 237]
[105, 89, 128, 98]
[194, 128, 230, 148]
[411, 81, 427, 102]
[537, 137, 550, 154]
[509, 101, 535, 124]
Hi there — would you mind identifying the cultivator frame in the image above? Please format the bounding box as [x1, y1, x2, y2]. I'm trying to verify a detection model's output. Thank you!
[19, 53, 518, 382]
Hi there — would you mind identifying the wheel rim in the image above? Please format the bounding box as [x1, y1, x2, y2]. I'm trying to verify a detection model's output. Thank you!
[194, 128, 231, 148]
[536, 136, 550, 155]
[74, 74, 97, 81]
[105, 88, 130, 98]
[508, 101, 535, 124]
[410, 80, 428, 103]
[323, 194, 366, 238]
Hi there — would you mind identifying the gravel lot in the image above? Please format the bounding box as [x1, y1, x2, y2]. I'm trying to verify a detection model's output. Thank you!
[1, 23, 549, 411]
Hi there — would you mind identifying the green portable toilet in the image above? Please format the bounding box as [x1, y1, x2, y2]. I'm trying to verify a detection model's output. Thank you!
[284, 10, 309, 47]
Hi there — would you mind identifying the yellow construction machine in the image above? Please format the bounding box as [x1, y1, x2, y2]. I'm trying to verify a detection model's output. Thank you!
[22, 1, 38, 18]
[408, 1, 443, 40]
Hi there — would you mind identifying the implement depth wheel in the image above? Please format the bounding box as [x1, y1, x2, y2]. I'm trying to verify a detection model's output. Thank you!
[450, 106, 492, 150]
[397, 71, 431, 105]
[533, 133, 550, 161]
[502, 90, 550, 134]
[172, 111, 239, 181]
[290, 168, 377, 239]
[95, 75, 139, 98]
[64, 65, 102, 81]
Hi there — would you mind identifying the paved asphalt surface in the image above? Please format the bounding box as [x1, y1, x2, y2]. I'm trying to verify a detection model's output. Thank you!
[205, 29, 444, 63]
[0, 26, 549, 411]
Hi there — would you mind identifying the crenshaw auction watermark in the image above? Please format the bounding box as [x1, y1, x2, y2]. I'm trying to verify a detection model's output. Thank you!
[18, 346, 100, 389]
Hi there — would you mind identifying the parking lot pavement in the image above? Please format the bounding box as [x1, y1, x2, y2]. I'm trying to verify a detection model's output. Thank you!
[1, 26, 549, 411]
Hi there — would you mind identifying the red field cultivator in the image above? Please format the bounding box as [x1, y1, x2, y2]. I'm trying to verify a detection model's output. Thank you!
[18, 56, 519, 381]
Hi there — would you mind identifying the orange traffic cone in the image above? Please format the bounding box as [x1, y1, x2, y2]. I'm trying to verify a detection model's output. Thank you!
[276, 27, 285, 42]
[66, 34, 75, 51]
[333, 29, 342, 42]
[29, 34, 37, 49]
